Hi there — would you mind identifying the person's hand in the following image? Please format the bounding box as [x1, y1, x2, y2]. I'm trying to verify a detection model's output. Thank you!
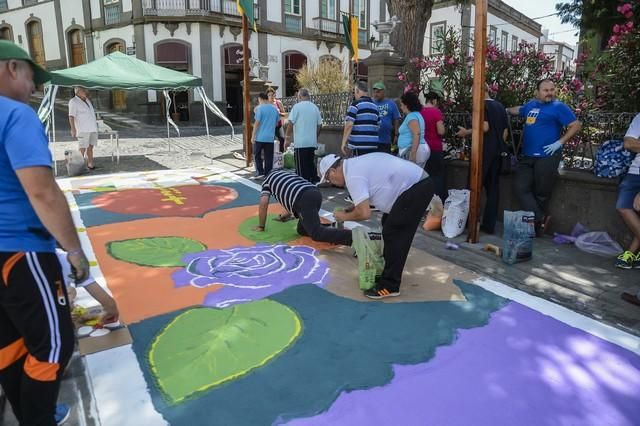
[341, 143, 349, 156]
[71, 130, 77, 139]
[634, 193, 640, 212]
[252, 225, 265, 232]
[67, 249, 90, 284]
[455, 126, 469, 138]
[334, 209, 347, 222]
[543, 140, 562, 155]
[101, 302, 119, 325]
[284, 137, 292, 150]
[273, 213, 293, 222]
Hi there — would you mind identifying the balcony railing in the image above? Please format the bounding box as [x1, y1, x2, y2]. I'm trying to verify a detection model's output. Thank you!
[104, 3, 121, 25]
[284, 14, 302, 34]
[311, 17, 343, 40]
[281, 92, 352, 127]
[142, 0, 259, 20]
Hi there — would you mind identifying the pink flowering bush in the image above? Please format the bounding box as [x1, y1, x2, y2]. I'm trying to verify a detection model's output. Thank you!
[398, 28, 584, 113]
[586, 1, 640, 112]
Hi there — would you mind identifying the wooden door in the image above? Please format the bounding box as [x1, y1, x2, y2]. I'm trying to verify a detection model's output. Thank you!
[28, 22, 45, 67]
[107, 42, 127, 110]
[69, 30, 85, 66]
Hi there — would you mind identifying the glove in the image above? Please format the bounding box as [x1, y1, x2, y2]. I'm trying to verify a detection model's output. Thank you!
[543, 140, 562, 155]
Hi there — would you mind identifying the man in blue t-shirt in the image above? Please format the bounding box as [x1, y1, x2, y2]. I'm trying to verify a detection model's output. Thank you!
[372, 82, 400, 154]
[285, 88, 323, 183]
[507, 78, 582, 236]
[251, 92, 280, 178]
[0, 40, 89, 425]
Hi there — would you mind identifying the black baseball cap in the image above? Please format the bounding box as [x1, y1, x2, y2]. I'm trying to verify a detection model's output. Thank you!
[0, 40, 50, 85]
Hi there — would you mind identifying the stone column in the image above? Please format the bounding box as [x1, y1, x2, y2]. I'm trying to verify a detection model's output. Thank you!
[364, 51, 407, 100]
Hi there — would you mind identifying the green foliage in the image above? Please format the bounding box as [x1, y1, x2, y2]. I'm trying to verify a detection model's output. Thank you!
[399, 29, 585, 112]
[584, 2, 640, 112]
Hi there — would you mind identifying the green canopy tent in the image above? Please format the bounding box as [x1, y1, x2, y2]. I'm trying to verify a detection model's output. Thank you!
[38, 52, 233, 173]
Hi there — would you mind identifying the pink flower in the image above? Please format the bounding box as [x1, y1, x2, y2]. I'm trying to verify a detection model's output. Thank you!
[621, 3, 633, 14]
[626, 21, 634, 29]
[398, 74, 406, 81]
[490, 54, 497, 61]
[447, 57, 455, 64]
[625, 11, 634, 18]
[613, 24, 621, 34]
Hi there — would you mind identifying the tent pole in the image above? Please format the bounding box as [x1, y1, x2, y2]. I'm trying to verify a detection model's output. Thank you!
[51, 86, 58, 176]
[202, 88, 212, 163]
[167, 117, 170, 152]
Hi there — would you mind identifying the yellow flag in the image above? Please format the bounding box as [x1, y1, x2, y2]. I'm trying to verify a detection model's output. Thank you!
[350, 16, 359, 62]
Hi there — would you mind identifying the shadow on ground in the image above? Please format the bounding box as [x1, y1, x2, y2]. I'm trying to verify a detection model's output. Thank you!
[55, 155, 169, 178]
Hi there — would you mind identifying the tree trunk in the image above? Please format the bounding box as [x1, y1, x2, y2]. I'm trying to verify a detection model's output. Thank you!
[386, 0, 434, 60]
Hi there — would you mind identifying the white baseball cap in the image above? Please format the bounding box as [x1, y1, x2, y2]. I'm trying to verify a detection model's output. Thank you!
[318, 154, 341, 184]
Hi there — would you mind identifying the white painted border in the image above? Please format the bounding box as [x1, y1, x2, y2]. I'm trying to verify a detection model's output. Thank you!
[56, 167, 640, 425]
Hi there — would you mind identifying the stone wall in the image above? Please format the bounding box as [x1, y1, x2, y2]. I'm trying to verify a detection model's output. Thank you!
[445, 160, 631, 246]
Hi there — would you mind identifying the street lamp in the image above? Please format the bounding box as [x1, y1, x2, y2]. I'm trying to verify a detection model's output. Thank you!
[368, 36, 378, 50]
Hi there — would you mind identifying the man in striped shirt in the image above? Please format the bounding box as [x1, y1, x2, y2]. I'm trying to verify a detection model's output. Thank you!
[341, 81, 380, 156]
[254, 169, 352, 245]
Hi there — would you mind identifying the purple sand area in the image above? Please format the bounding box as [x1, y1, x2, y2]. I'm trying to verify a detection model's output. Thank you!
[287, 302, 640, 426]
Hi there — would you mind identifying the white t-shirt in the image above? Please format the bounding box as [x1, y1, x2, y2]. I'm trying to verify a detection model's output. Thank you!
[55, 248, 94, 288]
[626, 113, 640, 175]
[68, 96, 98, 133]
[343, 152, 425, 214]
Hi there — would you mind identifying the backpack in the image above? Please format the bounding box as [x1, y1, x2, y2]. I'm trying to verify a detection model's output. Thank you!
[594, 139, 633, 178]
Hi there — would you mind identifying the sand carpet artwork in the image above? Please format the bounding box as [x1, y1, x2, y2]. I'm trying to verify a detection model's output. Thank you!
[57, 167, 640, 426]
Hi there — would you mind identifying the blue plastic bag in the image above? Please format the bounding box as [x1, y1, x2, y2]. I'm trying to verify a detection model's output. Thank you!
[502, 211, 535, 264]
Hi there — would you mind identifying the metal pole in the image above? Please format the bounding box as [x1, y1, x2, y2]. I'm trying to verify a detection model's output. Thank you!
[468, 0, 488, 243]
[242, 15, 253, 168]
[202, 88, 212, 162]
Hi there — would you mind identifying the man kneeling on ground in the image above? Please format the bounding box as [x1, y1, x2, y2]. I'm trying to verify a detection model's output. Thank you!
[254, 168, 352, 245]
[319, 153, 434, 299]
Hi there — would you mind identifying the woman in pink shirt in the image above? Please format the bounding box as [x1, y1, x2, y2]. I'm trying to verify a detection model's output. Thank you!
[420, 91, 447, 200]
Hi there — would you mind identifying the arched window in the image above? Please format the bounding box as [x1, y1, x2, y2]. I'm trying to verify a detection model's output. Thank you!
[155, 40, 192, 121]
[68, 29, 85, 66]
[0, 26, 13, 41]
[105, 40, 127, 110]
[283, 52, 307, 97]
[356, 61, 368, 82]
[155, 41, 190, 72]
[26, 20, 45, 67]
[224, 44, 251, 68]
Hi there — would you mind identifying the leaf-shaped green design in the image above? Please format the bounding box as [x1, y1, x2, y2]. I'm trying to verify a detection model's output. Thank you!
[239, 214, 299, 243]
[107, 236, 206, 267]
[149, 300, 302, 404]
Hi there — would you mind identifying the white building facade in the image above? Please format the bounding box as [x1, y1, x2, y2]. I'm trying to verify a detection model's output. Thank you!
[1, 0, 540, 122]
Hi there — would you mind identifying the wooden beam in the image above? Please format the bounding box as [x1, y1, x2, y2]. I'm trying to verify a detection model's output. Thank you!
[242, 15, 253, 168]
[468, 0, 488, 243]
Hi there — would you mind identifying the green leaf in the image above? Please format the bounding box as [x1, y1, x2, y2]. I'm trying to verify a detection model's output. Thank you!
[238, 214, 300, 243]
[149, 300, 302, 404]
[107, 236, 206, 267]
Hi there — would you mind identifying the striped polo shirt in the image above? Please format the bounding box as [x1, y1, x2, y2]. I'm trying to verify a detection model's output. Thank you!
[261, 169, 316, 214]
[345, 96, 380, 150]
